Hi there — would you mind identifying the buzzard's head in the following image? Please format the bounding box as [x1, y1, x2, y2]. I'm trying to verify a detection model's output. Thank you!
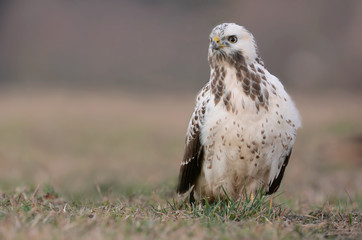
[208, 23, 258, 65]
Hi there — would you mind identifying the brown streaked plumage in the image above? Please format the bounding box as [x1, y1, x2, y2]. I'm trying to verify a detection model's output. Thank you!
[177, 23, 301, 202]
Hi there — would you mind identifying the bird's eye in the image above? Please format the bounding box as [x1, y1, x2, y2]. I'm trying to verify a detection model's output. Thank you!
[228, 36, 238, 43]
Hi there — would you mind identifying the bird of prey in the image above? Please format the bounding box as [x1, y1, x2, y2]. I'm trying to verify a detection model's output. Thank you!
[177, 23, 301, 202]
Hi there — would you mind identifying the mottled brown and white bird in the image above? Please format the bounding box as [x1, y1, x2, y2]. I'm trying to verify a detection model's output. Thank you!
[177, 23, 301, 202]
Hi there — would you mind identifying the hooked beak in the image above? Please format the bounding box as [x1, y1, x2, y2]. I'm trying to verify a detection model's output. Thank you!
[212, 36, 228, 50]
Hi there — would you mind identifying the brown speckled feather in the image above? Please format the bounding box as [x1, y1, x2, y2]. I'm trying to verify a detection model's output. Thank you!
[177, 85, 209, 194]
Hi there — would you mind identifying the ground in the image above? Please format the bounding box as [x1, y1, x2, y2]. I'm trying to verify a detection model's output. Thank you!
[0, 89, 361, 239]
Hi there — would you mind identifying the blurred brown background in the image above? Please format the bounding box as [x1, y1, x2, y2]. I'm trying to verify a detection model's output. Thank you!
[0, 0, 361, 203]
[1, 0, 362, 91]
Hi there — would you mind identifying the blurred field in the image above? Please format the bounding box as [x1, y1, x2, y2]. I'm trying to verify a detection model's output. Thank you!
[0, 89, 361, 239]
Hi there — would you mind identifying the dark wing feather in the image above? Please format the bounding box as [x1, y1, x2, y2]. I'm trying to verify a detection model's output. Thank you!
[176, 85, 209, 194]
[266, 148, 292, 195]
[177, 134, 204, 193]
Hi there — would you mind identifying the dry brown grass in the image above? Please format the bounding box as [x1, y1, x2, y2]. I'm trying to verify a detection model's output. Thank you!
[0, 89, 361, 239]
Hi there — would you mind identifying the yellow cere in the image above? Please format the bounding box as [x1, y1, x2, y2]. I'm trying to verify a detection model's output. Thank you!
[213, 36, 220, 43]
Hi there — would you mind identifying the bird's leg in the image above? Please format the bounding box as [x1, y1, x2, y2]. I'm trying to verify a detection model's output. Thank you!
[184, 188, 196, 205]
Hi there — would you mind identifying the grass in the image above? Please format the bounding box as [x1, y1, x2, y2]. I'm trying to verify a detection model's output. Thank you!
[153, 187, 279, 222]
[0, 90, 361, 239]
[0, 183, 361, 240]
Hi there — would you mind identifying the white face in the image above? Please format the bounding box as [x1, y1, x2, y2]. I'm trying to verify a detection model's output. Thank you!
[208, 23, 258, 63]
